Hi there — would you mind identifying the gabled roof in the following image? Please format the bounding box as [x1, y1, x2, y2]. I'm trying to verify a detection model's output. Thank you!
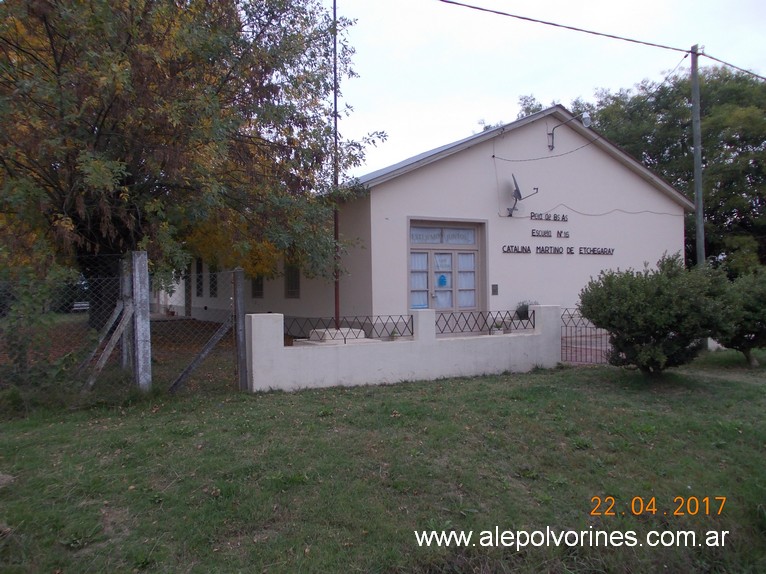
[358, 105, 695, 212]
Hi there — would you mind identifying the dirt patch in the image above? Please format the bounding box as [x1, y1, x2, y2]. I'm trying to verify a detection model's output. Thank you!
[0, 473, 15, 488]
[99, 505, 131, 539]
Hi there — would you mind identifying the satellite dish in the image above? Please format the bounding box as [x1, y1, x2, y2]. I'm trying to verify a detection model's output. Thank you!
[507, 174, 539, 217]
[512, 174, 523, 201]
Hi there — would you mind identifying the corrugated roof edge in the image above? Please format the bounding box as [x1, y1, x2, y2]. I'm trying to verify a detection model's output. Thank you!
[356, 105, 695, 213]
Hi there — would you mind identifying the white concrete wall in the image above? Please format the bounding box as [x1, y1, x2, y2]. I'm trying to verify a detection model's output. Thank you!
[246, 305, 561, 392]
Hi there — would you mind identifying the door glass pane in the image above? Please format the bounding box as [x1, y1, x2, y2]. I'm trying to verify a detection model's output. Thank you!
[434, 253, 452, 271]
[458, 252, 475, 270]
[411, 291, 428, 309]
[411, 252, 428, 270]
[434, 272, 452, 289]
[410, 272, 428, 290]
[458, 271, 475, 289]
[434, 290, 452, 310]
[458, 290, 476, 308]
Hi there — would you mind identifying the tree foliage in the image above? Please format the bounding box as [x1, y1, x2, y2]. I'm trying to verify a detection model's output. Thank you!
[0, 0, 378, 278]
[515, 94, 545, 119]
[592, 67, 766, 273]
[578, 254, 734, 376]
[715, 268, 766, 366]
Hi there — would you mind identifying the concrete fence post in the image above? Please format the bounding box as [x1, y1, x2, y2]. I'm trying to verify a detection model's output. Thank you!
[246, 313, 285, 392]
[131, 251, 152, 391]
[233, 268, 248, 391]
[412, 309, 436, 342]
[530, 305, 562, 367]
[120, 258, 133, 371]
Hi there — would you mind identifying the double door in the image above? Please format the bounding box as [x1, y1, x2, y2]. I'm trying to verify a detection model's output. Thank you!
[410, 250, 477, 312]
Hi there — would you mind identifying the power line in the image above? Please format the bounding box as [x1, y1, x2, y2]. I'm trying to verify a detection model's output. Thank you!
[436, 0, 688, 54]
[436, 0, 766, 82]
[702, 53, 766, 81]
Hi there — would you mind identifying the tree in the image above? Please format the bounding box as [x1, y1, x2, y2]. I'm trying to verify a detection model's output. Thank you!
[0, 0, 377, 285]
[515, 94, 545, 119]
[578, 254, 735, 376]
[715, 269, 766, 366]
[592, 68, 766, 273]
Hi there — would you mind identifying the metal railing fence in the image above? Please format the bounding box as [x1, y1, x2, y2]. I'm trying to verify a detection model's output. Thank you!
[284, 315, 414, 344]
[435, 309, 535, 335]
[561, 308, 610, 364]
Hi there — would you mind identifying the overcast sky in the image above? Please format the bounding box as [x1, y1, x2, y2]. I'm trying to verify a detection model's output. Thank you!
[326, 0, 766, 177]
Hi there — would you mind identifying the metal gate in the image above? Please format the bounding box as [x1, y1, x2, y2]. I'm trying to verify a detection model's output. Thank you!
[561, 309, 610, 364]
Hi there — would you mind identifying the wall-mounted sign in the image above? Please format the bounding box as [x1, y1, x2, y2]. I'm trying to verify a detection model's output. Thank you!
[503, 245, 614, 256]
[532, 229, 570, 238]
[579, 247, 615, 255]
[503, 212, 614, 255]
[536, 246, 564, 254]
[502, 245, 532, 254]
[411, 226, 476, 245]
[530, 212, 568, 222]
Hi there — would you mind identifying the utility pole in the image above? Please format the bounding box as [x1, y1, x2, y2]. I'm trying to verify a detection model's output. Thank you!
[333, 0, 341, 328]
[691, 44, 705, 266]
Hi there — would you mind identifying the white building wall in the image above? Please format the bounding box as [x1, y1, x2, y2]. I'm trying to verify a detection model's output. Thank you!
[190, 265, 234, 322]
[362, 119, 687, 314]
[337, 195, 374, 316]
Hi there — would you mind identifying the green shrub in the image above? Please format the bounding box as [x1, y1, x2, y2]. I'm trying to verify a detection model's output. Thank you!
[716, 268, 766, 366]
[578, 254, 736, 376]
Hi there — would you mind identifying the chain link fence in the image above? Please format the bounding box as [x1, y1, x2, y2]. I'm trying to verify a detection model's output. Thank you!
[0, 257, 122, 392]
[0, 257, 240, 405]
[151, 269, 237, 393]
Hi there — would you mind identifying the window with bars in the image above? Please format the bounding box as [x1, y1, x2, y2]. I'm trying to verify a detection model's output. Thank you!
[209, 265, 218, 298]
[195, 258, 203, 297]
[252, 276, 264, 299]
[285, 265, 300, 299]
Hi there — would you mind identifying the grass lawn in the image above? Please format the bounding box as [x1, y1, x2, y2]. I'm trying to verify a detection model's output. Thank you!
[1, 350, 764, 573]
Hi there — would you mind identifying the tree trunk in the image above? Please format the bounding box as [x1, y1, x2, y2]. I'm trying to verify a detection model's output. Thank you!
[744, 349, 760, 368]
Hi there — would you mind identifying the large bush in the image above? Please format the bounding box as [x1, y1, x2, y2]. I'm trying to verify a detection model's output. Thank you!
[716, 269, 766, 366]
[578, 255, 735, 376]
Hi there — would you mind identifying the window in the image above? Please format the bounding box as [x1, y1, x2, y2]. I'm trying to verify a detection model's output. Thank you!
[251, 276, 264, 299]
[285, 265, 300, 299]
[195, 258, 203, 297]
[209, 265, 218, 298]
